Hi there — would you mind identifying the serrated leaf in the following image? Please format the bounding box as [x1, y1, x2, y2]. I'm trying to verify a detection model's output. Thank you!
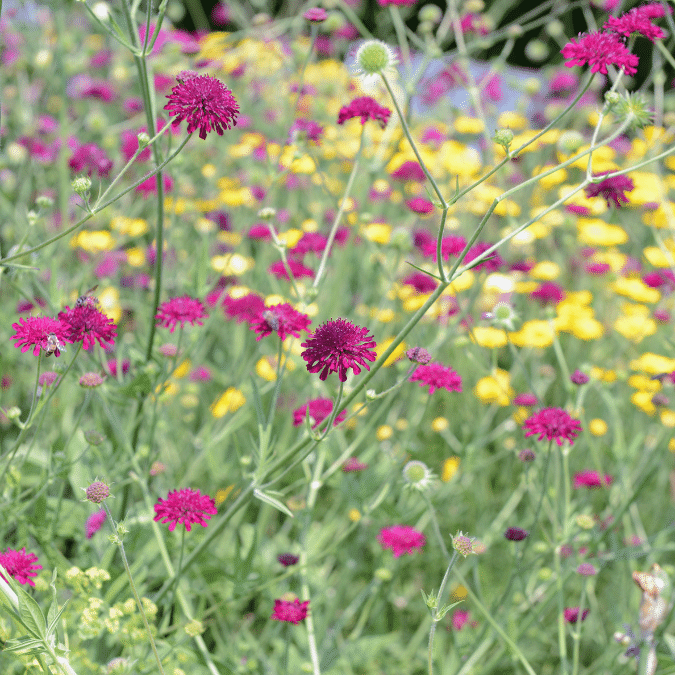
[253, 488, 294, 518]
[16, 585, 47, 639]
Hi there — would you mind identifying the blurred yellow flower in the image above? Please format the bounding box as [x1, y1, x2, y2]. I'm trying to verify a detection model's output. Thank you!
[660, 410, 675, 427]
[431, 417, 449, 432]
[455, 116, 485, 134]
[474, 369, 513, 406]
[70, 230, 115, 253]
[349, 508, 361, 522]
[173, 360, 191, 379]
[631, 390, 655, 415]
[497, 111, 527, 130]
[611, 278, 660, 304]
[509, 320, 555, 348]
[215, 485, 235, 506]
[375, 337, 406, 366]
[211, 387, 246, 418]
[577, 218, 628, 246]
[630, 352, 675, 375]
[591, 366, 617, 383]
[588, 418, 608, 436]
[471, 326, 507, 349]
[530, 261, 560, 280]
[362, 222, 392, 244]
[376, 425, 393, 441]
[441, 456, 460, 482]
[614, 313, 657, 343]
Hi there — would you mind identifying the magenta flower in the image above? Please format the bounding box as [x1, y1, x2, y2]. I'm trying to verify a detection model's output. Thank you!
[409, 362, 462, 395]
[391, 161, 426, 182]
[86, 509, 107, 539]
[465, 242, 503, 272]
[58, 302, 117, 350]
[530, 281, 565, 306]
[406, 347, 432, 365]
[271, 598, 309, 624]
[268, 259, 315, 281]
[504, 527, 529, 541]
[249, 303, 311, 341]
[405, 196, 434, 215]
[288, 118, 324, 145]
[277, 553, 299, 567]
[378, 525, 426, 558]
[377, 0, 417, 6]
[304, 7, 327, 22]
[223, 293, 266, 323]
[301, 319, 377, 382]
[570, 369, 589, 385]
[564, 607, 589, 624]
[337, 96, 391, 129]
[523, 407, 582, 446]
[420, 234, 467, 261]
[155, 296, 208, 332]
[164, 74, 239, 140]
[584, 172, 634, 208]
[293, 398, 347, 428]
[153, 488, 217, 532]
[604, 3, 670, 42]
[402, 273, 438, 294]
[343, 457, 369, 472]
[291, 232, 328, 257]
[561, 31, 639, 76]
[68, 141, 113, 178]
[0, 547, 42, 586]
[451, 609, 477, 630]
[573, 470, 613, 489]
[513, 393, 538, 406]
[11, 316, 71, 357]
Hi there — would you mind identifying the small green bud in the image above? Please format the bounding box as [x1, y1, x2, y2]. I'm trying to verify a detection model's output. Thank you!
[525, 39, 549, 63]
[4, 406, 21, 420]
[605, 91, 620, 107]
[72, 175, 92, 195]
[544, 20, 564, 38]
[375, 567, 393, 581]
[355, 39, 397, 76]
[137, 132, 150, 148]
[258, 207, 276, 220]
[419, 4, 442, 23]
[35, 195, 54, 209]
[557, 130, 585, 154]
[618, 92, 653, 129]
[493, 128, 514, 150]
[507, 24, 524, 38]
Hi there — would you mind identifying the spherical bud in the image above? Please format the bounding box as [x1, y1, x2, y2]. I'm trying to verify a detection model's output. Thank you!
[544, 20, 564, 38]
[464, 0, 484, 11]
[406, 347, 431, 364]
[137, 132, 151, 148]
[375, 567, 393, 581]
[323, 11, 344, 33]
[518, 448, 536, 462]
[366, 389, 377, 400]
[419, 4, 442, 23]
[390, 227, 413, 252]
[79, 372, 106, 388]
[355, 39, 397, 76]
[524, 77, 541, 95]
[557, 130, 585, 155]
[493, 128, 514, 149]
[504, 527, 528, 541]
[85, 480, 110, 504]
[525, 39, 549, 63]
[5, 406, 21, 420]
[576, 514, 594, 530]
[84, 429, 106, 445]
[402, 460, 435, 492]
[72, 175, 92, 195]
[506, 24, 524, 38]
[36, 195, 54, 209]
[618, 92, 654, 129]
[257, 207, 276, 220]
[604, 91, 620, 107]
[452, 531, 475, 557]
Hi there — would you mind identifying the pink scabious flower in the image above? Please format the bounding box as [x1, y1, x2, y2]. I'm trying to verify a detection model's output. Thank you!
[410, 362, 462, 395]
[0, 547, 42, 586]
[11, 316, 71, 357]
[301, 318, 377, 382]
[402, 272, 438, 294]
[564, 607, 589, 623]
[271, 598, 309, 624]
[405, 196, 434, 215]
[277, 553, 299, 567]
[513, 393, 537, 406]
[268, 259, 315, 281]
[343, 457, 369, 472]
[523, 407, 582, 446]
[419, 234, 467, 261]
[304, 7, 327, 22]
[153, 488, 217, 532]
[164, 74, 239, 140]
[465, 242, 503, 272]
[460, 12, 491, 35]
[291, 232, 328, 257]
[561, 31, 639, 76]
[337, 96, 391, 129]
[135, 173, 174, 198]
[68, 141, 113, 178]
[584, 172, 634, 208]
[223, 293, 266, 324]
[249, 303, 311, 341]
[288, 118, 324, 145]
[378, 525, 426, 558]
[530, 281, 565, 306]
[86, 509, 107, 539]
[504, 527, 529, 541]
[293, 398, 347, 428]
[391, 160, 426, 182]
[451, 609, 477, 630]
[155, 296, 208, 332]
[573, 470, 613, 488]
[604, 3, 670, 42]
[58, 303, 117, 350]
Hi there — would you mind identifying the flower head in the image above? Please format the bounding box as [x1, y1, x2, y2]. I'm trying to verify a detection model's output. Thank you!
[85, 481, 110, 504]
[343, 457, 369, 472]
[584, 172, 634, 208]
[353, 40, 398, 83]
[570, 369, 589, 385]
[379, 525, 425, 558]
[86, 509, 107, 539]
[337, 96, 391, 129]
[573, 470, 613, 488]
[164, 74, 239, 140]
[11, 316, 71, 357]
[153, 488, 217, 532]
[277, 553, 299, 567]
[406, 346, 432, 364]
[0, 547, 42, 586]
[564, 607, 589, 623]
[250, 303, 311, 341]
[452, 531, 476, 557]
[561, 31, 639, 76]
[402, 460, 435, 492]
[58, 302, 117, 350]
[409, 362, 462, 395]
[301, 319, 377, 382]
[223, 293, 266, 324]
[271, 597, 309, 624]
[155, 296, 208, 332]
[604, 3, 670, 42]
[523, 407, 582, 446]
[504, 527, 529, 541]
[304, 7, 327, 22]
[293, 398, 347, 428]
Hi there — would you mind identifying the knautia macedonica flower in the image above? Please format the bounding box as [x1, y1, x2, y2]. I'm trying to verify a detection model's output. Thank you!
[402, 460, 435, 492]
[0, 547, 42, 586]
[337, 96, 392, 129]
[249, 303, 311, 341]
[164, 74, 239, 140]
[353, 39, 398, 86]
[564, 607, 589, 623]
[584, 171, 635, 208]
[223, 293, 266, 324]
[604, 2, 671, 42]
[293, 398, 347, 428]
[11, 316, 71, 357]
[85, 480, 110, 504]
[504, 527, 529, 541]
[523, 407, 582, 446]
[573, 470, 613, 488]
[561, 31, 639, 76]
[271, 597, 309, 624]
[409, 362, 462, 395]
[277, 553, 299, 567]
[155, 296, 208, 332]
[301, 318, 377, 382]
[153, 488, 217, 532]
[452, 531, 476, 557]
[86, 509, 107, 539]
[58, 302, 117, 350]
[378, 525, 426, 558]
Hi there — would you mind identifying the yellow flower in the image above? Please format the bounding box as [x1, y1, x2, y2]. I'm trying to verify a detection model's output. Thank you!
[111, 216, 148, 237]
[471, 326, 507, 349]
[533, 165, 567, 190]
[642, 202, 675, 229]
[611, 278, 660, 304]
[438, 140, 482, 177]
[431, 417, 449, 432]
[529, 261, 560, 280]
[613, 313, 657, 343]
[455, 116, 485, 134]
[627, 374, 660, 391]
[497, 111, 527, 130]
[509, 320, 555, 348]
[642, 246, 673, 267]
[362, 222, 391, 244]
[211, 253, 255, 275]
[126, 247, 145, 267]
[215, 485, 235, 506]
[474, 368, 513, 406]
[98, 287, 121, 324]
[70, 230, 116, 253]
[211, 388, 246, 418]
[589, 418, 608, 436]
[630, 352, 675, 375]
[660, 410, 675, 428]
[441, 456, 460, 482]
[374, 337, 406, 366]
[577, 218, 628, 246]
[376, 425, 393, 441]
[591, 366, 617, 383]
[349, 508, 361, 522]
[631, 390, 655, 415]
[173, 360, 191, 379]
[628, 171, 667, 205]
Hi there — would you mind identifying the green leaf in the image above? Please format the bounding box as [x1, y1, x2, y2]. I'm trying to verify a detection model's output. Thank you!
[253, 488, 294, 518]
[16, 585, 47, 639]
[47, 569, 58, 631]
[117, 371, 152, 398]
[3, 636, 48, 655]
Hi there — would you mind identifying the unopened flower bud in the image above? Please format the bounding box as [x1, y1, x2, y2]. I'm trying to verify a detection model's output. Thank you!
[356, 40, 397, 76]
[493, 128, 514, 150]
[85, 480, 110, 504]
[419, 4, 442, 23]
[137, 132, 150, 148]
[72, 175, 92, 195]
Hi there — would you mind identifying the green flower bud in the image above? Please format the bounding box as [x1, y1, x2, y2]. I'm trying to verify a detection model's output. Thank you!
[493, 128, 514, 150]
[419, 4, 442, 23]
[72, 175, 92, 195]
[356, 40, 397, 76]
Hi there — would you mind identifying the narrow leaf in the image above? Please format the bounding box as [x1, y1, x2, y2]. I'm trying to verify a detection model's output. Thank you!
[17, 585, 47, 639]
[253, 488, 294, 518]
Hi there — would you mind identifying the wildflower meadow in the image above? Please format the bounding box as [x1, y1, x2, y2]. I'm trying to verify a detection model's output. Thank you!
[2, 0, 675, 674]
